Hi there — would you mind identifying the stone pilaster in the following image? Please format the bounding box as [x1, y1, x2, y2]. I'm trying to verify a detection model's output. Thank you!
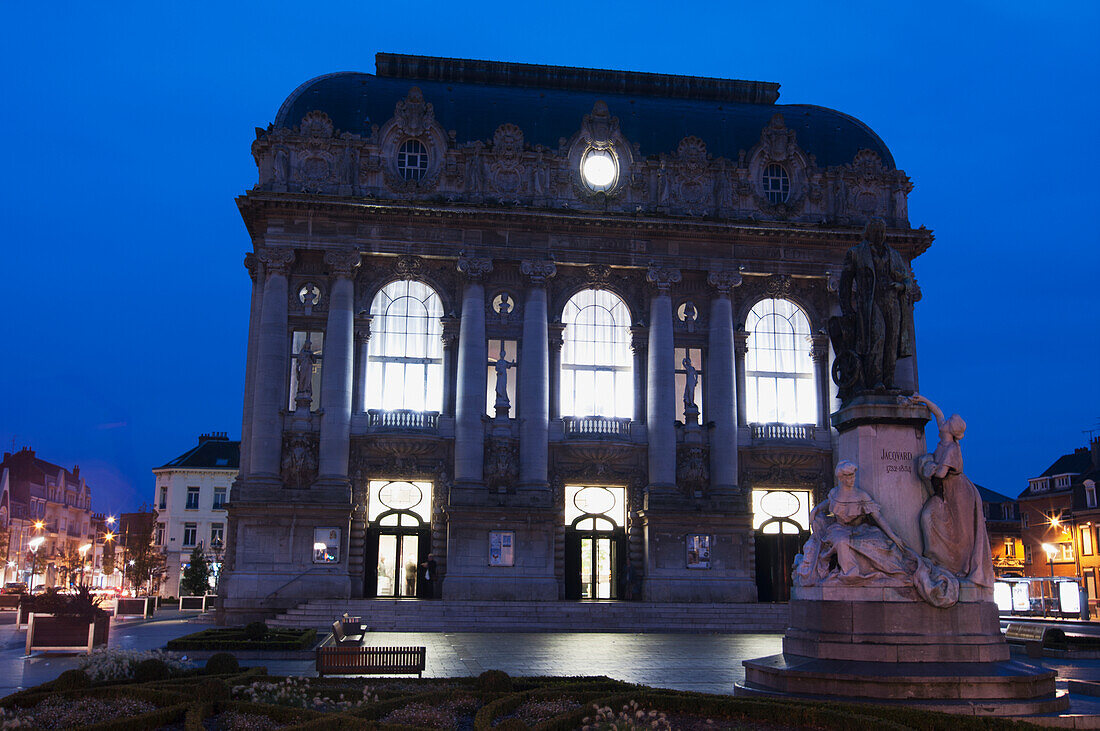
[630, 326, 648, 423]
[317, 250, 360, 488]
[248, 248, 294, 480]
[547, 324, 564, 421]
[440, 316, 460, 418]
[645, 265, 681, 490]
[734, 327, 750, 427]
[351, 321, 371, 414]
[238, 253, 264, 478]
[518, 260, 556, 488]
[707, 271, 742, 494]
[810, 332, 831, 429]
[454, 254, 492, 486]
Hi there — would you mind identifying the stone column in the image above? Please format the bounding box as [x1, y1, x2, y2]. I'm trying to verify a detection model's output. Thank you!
[248, 248, 295, 479]
[440, 316, 460, 418]
[519, 260, 556, 488]
[734, 328, 750, 427]
[811, 332, 831, 430]
[547, 324, 564, 421]
[454, 255, 492, 485]
[351, 321, 370, 414]
[317, 250, 361, 485]
[238, 253, 264, 478]
[645, 266, 681, 489]
[707, 271, 742, 493]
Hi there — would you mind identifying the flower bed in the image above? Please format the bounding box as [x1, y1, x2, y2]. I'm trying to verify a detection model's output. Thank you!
[0, 671, 1038, 730]
[166, 627, 317, 651]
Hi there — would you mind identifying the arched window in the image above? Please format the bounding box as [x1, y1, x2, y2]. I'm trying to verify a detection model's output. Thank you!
[745, 298, 815, 424]
[364, 280, 443, 412]
[560, 289, 633, 418]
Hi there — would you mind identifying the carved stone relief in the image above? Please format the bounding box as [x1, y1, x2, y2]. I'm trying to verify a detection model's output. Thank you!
[281, 433, 319, 489]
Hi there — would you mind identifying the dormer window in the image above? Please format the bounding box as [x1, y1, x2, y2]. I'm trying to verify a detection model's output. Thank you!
[762, 163, 790, 203]
[397, 139, 429, 181]
[1055, 475, 1071, 489]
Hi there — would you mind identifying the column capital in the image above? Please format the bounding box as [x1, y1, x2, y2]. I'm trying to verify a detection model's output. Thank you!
[810, 331, 830, 362]
[324, 249, 361, 278]
[734, 327, 750, 357]
[520, 260, 557, 285]
[630, 325, 649, 355]
[707, 270, 743, 295]
[441, 315, 460, 350]
[244, 252, 263, 282]
[646, 265, 682, 292]
[257, 248, 295, 276]
[457, 253, 493, 280]
[355, 319, 371, 343]
[548, 323, 565, 352]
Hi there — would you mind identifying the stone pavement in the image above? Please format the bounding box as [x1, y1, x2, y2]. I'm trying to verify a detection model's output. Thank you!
[4, 610, 1100, 707]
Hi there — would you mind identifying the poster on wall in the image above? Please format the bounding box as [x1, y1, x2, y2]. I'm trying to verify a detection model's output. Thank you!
[313, 527, 340, 564]
[489, 530, 515, 567]
[686, 534, 711, 569]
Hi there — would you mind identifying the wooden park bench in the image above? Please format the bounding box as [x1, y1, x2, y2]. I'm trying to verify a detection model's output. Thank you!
[1005, 623, 1066, 658]
[316, 643, 426, 677]
[331, 618, 364, 646]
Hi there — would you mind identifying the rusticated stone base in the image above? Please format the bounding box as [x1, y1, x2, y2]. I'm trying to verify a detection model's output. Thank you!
[736, 654, 1066, 715]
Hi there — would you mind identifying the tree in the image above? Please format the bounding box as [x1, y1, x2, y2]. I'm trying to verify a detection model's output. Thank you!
[56, 546, 83, 587]
[180, 546, 211, 596]
[102, 538, 115, 575]
[122, 508, 165, 594]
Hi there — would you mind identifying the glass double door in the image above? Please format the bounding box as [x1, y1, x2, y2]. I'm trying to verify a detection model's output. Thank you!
[565, 529, 624, 600]
[366, 528, 430, 598]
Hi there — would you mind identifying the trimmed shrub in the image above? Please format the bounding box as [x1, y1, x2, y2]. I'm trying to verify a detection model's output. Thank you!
[477, 669, 513, 693]
[205, 652, 241, 675]
[244, 621, 268, 641]
[493, 719, 527, 731]
[194, 678, 231, 702]
[53, 669, 90, 691]
[132, 658, 171, 682]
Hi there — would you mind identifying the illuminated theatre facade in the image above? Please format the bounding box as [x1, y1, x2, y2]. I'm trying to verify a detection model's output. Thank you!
[220, 54, 928, 619]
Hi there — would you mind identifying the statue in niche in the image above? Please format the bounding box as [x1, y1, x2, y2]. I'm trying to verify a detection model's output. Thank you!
[295, 339, 316, 400]
[493, 344, 514, 414]
[273, 148, 289, 184]
[682, 356, 699, 412]
[906, 393, 994, 588]
[828, 218, 916, 398]
[466, 146, 484, 194]
[793, 460, 958, 608]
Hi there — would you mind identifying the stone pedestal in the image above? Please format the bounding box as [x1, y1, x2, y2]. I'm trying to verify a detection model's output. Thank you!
[736, 398, 1065, 716]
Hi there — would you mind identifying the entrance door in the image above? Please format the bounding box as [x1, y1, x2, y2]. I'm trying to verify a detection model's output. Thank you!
[366, 522, 431, 598]
[754, 518, 807, 602]
[565, 526, 624, 600]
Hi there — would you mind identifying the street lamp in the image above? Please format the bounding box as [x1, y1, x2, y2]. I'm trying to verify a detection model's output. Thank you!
[27, 536, 45, 590]
[1042, 542, 1058, 616]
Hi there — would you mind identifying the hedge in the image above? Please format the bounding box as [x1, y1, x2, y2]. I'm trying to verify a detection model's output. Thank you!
[166, 627, 317, 651]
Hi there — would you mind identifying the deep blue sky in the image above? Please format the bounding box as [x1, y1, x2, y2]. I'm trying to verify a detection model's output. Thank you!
[2, 3, 1097, 515]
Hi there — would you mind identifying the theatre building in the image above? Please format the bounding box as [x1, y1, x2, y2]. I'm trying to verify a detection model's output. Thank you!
[220, 54, 928, 621]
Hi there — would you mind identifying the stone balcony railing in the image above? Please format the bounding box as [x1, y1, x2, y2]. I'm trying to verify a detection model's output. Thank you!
[366, 409, 439, 432]
[750, 423, 816, 442]
[562, 416, 633, 439]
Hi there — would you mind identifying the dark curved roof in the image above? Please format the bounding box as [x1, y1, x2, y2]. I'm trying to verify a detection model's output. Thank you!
[273, 56, 895, 170]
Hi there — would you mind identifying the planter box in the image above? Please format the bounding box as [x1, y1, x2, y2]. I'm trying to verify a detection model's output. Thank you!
[115, 596, 155, 618]
[179, 594, 215, 612]
[25, 613, 110, 654]
[0, 595, 20, 610]
[16, 598, 37, 627]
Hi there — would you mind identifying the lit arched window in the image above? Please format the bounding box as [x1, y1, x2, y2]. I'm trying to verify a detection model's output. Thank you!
[364, 280, 444, 411]
[561, 289, 633, 418]
[745, 298, 815, 424]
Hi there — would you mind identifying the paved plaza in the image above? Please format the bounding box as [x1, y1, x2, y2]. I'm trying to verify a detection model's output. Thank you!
[3, 611, 1100, 706]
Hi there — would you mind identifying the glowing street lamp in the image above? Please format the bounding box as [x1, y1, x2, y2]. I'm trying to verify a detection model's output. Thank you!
[27, 536, 45, 590]
[106, 516, 116, 526]
[1042, 542, 1059, 616]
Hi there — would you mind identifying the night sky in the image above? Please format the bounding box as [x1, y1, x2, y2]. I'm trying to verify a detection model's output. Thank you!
[2, 3, 1097, 515]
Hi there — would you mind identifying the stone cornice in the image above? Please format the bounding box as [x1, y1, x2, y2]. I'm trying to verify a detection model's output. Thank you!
[236, 193, 935, 258]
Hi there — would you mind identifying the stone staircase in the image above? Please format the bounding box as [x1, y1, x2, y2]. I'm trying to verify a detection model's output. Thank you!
[268, 599, 789, 633]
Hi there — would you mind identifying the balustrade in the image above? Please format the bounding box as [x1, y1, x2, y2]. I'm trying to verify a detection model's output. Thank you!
[366, 409, 439, 432]
[562, 416, 632, 439]
[750, 423, 816, 442]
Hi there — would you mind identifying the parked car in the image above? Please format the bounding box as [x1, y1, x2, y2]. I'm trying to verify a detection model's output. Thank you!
[1, 582, 28, 595]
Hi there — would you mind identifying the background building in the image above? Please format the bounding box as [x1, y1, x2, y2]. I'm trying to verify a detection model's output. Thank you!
[0, 447, 95, 589]
[220, 53, 929, 621]
[153, 433, 239, 597]
[978, 486, 1024, 578]
[1018, 436, 1100, 610]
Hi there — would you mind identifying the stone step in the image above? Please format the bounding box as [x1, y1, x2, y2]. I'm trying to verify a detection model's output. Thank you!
[267, 600, 789, 633]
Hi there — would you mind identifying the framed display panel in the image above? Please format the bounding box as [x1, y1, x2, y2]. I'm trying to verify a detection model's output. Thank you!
[313, 527, 341, 564]
[489, 530, 515, 567]
[686, 534, 711, 569]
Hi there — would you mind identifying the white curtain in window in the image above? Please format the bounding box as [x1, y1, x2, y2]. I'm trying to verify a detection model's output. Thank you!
[561, 289, 633, 418]
[365, 280, 444, 411]
[745, 298, 815, 425]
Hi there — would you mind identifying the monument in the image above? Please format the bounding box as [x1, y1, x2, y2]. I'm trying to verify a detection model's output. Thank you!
[737, 221, 1065, 715]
